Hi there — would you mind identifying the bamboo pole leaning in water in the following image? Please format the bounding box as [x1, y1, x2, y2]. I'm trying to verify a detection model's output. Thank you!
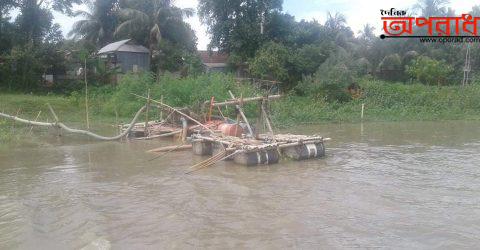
[361, 103, 365, 120]
[147, 144, 192, 162]
[0, 105, 148, 141]
[148, 144, 193, 153]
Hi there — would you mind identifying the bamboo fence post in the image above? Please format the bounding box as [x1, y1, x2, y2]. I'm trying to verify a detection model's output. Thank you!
[255, 99, 263, 139]
[114, 108, 119, 134]
[84, 57, 90, 129]
[160, 95, 164, 121]
[361, 103, 365, 120]
[144, 89, 151, 136]
[180, 117, 188, 142]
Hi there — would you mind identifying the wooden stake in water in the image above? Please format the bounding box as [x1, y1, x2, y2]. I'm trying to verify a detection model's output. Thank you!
[361, 103, 365, 120]
[84, 58, 90, 129]
[160, 95, 164, 121]
[144, 89, 151, 136]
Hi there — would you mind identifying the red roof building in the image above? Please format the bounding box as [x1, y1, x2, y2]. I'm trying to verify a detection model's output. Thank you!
[198, 51, 229, 72]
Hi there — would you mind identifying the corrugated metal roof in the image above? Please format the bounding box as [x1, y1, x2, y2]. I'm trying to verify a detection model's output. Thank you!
[98, 39, 150, 54]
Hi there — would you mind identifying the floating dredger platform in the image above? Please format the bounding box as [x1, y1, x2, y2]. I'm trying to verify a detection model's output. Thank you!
[139, 91, 329, 170]
[191, 91, 329, 166]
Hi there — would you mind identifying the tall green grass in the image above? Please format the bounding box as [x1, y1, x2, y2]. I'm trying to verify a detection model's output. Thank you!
[71, 72, 261, 117]
[271, 79, 480, 126]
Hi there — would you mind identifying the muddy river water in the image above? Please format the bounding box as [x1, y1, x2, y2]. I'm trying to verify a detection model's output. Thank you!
[1, 120, 480, 249]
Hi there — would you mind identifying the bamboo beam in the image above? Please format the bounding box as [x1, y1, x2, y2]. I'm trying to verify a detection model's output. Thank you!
[204, 95, 281, 107]
[132, 93, 215, 133]
[144, 89, 151, 135]
[148, 144, 193, 153]
[135, 130, 183, 140]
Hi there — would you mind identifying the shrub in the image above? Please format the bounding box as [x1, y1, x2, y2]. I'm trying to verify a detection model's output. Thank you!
[295, 47, 354, 102]
[406, 56, 454, 85]
[249, 42, 290, 85]
[377, 53, 405, 81]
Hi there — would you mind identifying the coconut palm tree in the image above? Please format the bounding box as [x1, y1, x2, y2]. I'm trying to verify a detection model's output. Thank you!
[68, 0, 118, 46]
[115, 0, 196, 73]
[413, 0, 450, 17]
[114, 0, 194, 51]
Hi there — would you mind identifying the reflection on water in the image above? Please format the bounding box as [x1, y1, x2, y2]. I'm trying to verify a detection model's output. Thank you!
[1, 120, 480, 248]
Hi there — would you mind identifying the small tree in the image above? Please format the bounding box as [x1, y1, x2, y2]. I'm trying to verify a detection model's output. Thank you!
[406, 56, 454, 85]
[296, 47, 354, 102]
[377, 53, 404, 81]
[249, 41, 290, 84]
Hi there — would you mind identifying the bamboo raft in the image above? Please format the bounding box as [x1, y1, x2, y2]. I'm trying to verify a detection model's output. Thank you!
[190, 133, 329, 166]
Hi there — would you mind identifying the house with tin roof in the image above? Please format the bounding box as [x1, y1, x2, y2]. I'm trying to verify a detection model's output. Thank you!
[98, 39, 150, 73]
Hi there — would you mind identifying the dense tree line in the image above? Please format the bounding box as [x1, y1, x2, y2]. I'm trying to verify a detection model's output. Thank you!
[1, 0, 479, 100]
[200, 0, 480, 99]
[0, 0, 198, 92]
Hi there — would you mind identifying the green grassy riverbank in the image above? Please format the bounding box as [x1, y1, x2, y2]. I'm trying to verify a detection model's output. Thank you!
[2, 74, 480, 142]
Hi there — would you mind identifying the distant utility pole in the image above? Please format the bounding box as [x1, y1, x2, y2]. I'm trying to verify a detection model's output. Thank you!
[260, 12, 265, 35]
[462, 44, 471, 86]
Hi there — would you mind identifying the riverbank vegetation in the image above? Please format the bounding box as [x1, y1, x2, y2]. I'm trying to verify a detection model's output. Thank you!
[2, 74, 480, 139]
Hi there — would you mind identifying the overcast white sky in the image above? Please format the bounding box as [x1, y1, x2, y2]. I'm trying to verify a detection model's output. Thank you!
[46, 0, 479, 50]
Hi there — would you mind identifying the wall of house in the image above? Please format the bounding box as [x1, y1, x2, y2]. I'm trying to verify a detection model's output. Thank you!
[116, 52, 150, 73]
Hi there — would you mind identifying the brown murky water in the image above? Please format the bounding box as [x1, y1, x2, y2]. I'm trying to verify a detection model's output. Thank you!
[1, 121, 480, 249]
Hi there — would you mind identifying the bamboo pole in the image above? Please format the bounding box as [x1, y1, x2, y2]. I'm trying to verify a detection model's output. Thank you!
[208, 96, 215, 122]
[135, 130, 183, 140]
[29, 111, 42, 134]
[204, 95, 282, 107]
[131, 93, 214, 133]
[261, 102, 274, 137]
[84, 57, 90, 129]
[228, 91, 254, 137]
[361, 103, 365, 120]
[144, 89, 151, 136]
[180, 117, 188, 142]
[185, 150, 229, 174]
[148, 144, 192, 155]
[160, 95, 164, 120]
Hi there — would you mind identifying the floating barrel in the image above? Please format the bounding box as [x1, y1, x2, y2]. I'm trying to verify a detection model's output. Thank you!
[192, 141, 212, 155]
[283, 142, 325, 160]
[218, 123, 243, 137]
[233, 149, 280, 166]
